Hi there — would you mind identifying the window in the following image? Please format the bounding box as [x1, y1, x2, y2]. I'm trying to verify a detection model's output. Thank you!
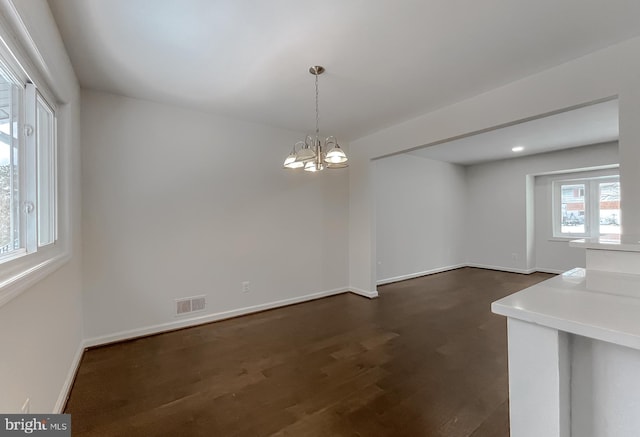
[553, 175, 620, 238]
[0, 59, 57, 263]
[0, 10, 67, 307]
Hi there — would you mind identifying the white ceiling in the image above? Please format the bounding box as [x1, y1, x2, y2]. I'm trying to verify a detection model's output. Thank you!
[407, 99, 619, 165]
[47, 0, 640, 142]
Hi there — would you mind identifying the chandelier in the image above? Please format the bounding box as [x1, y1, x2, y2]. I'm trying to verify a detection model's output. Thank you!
[283, 66, 348, 172]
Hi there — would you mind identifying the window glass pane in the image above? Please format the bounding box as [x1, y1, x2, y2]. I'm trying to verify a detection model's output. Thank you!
[0, 72, 19, 256]
[561, 183, 585, 234]
[36, 95, 55, 246]
[599, 181, 621, 236]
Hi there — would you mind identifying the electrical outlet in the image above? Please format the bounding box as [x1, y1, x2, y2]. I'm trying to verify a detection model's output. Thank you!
[511, 252, 519, 261]
[242, 281, 250, 293]
[21, 398, 30, 414]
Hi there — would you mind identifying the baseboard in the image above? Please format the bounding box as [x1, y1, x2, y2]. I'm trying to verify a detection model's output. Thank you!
[378, 263, 546, 283]
[535, 267, 567, 274]
[349, 287, 379, 299]
[377, 264, 466, 285]
[466, 263, 536, 275]
[54, 341, 85, 413]
[84, 287, 351, 348]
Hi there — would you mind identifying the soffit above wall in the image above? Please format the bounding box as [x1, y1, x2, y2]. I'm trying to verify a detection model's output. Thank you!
[407, 99, 619, 165]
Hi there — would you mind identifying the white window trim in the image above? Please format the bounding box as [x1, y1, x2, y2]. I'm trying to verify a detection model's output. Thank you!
[552, 175, 620, 239]
[36, 91, 58, 247]
[0, 4, 71, 308]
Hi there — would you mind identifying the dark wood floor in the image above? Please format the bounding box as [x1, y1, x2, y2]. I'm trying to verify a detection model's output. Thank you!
[65, 267, 553, 436]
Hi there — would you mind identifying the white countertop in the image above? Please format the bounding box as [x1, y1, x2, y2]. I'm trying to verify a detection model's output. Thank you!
[492, 268, 640, 350]
[570, 235, 640, 252]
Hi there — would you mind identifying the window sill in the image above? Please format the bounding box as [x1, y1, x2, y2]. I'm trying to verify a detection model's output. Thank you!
[0, 250, 71, 308]
[549, 235, 622, 243]
[548, 237, 585, 242]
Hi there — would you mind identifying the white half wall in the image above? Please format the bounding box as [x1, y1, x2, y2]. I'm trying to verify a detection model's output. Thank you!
[571, 336, 640, 437]
[374, 154, 466, 283]
[349, 35, 640, 293]
[465, 142, 618, 273]
[81, 90, 349, 341]
[0, 0, 83, 413]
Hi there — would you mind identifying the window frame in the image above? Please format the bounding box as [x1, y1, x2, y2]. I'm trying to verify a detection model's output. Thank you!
[36, 89, 58, 248]
[552, 175, 620, 239]
[0, 9, 69, 308]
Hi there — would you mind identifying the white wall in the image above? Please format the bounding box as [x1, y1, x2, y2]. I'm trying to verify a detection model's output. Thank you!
[374, 143, 618, 281]
[81, 90, 349, 343]
[465, 142, 618, 273]
[374, 154, 466, 283]
[571, 336, 640, 437]
[0, 0, 83, 413]
[350, 36, 640, 294]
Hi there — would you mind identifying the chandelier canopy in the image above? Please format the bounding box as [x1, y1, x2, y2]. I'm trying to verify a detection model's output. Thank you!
[283, 66, 348, 172]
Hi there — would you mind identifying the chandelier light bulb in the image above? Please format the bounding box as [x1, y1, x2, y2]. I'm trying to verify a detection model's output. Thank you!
[304, 161, 324, 172]
[284, 154, 304, 168]
[326, 145, 347, 164]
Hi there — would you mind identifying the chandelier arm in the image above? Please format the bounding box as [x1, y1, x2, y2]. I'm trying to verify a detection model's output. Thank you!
[305, 135, 314, 148]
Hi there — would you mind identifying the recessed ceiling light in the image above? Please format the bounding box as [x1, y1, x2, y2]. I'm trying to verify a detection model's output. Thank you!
[512, 146, 524, 152]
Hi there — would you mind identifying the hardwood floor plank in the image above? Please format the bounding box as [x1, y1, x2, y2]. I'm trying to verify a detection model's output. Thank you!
[65, 267, 553, 436]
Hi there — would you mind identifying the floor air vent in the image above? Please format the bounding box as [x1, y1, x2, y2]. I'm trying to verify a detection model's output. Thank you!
[175, 295, 206, 316]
